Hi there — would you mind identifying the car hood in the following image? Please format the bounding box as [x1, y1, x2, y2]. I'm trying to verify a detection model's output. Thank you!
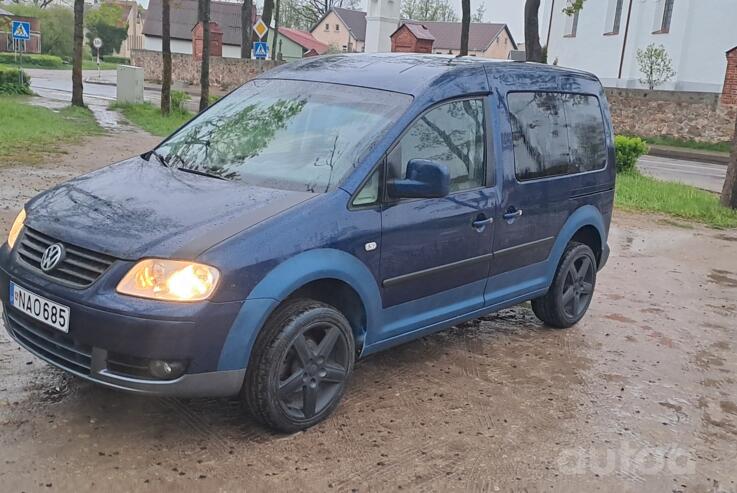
[24, 157, 317, 260]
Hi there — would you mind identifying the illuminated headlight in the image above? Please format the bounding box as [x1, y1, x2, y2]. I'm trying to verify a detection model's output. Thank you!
[7, 209, 26, 250]
[116, 259, 220, 302]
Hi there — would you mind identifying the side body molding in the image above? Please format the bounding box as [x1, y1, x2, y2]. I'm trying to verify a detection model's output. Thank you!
[217, 249, 381, 371]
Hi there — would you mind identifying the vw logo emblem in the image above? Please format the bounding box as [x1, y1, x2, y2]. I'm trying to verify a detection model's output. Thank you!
[40, 243, 65, 272]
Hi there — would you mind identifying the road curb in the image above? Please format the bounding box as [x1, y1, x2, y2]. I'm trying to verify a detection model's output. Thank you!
[648, 145, 729, 165]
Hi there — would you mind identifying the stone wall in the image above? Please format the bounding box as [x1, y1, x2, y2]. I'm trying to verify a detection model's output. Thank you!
[130, 49, 282, 91]
[605, 88, 736, 143]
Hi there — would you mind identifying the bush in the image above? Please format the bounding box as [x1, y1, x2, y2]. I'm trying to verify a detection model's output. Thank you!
[103, 56, 130, 65]
[171, 90, 191, 113]
[0, 66, 32, 95]
[0, 53, 64, 68]
[615, 136, 648, 174]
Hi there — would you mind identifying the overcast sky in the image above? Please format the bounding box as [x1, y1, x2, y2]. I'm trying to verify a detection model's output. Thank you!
[136, 0, 528, 42]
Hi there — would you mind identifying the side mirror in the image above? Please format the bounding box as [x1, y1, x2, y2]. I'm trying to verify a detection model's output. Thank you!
[387, 159, 450, 199]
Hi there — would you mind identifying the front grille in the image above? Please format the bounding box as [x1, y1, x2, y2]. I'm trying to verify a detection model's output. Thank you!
[17, 227, 116, 288]
[5, 309, 92, 374]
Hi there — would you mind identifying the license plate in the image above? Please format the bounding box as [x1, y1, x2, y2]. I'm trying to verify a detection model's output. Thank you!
[9, 282, 70, 333]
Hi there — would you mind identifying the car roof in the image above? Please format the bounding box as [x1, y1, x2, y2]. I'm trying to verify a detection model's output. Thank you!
[259, 53, 598, 96]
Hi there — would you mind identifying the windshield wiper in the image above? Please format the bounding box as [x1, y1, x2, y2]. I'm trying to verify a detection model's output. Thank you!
[148, 149, 169, 167]
[175, 166, 228, 181]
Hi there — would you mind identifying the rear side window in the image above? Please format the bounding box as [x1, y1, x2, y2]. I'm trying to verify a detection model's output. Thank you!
[508, 92, 607, 181]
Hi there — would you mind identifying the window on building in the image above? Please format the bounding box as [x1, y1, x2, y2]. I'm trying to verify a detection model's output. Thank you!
[335, 24, 340, 31]
[564, 3, 580, 37]
[387, 99, 486, 193]
[605, 0, 625, 35]
[508, 92, 607, 181]
[324, 23, 329, 31]
[654, 0, 675, 33]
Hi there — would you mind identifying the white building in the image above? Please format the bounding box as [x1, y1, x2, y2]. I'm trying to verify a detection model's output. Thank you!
[543, 0, 737, 92]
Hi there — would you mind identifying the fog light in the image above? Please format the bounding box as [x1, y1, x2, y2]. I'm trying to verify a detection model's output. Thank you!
[149, 360, 186, 380]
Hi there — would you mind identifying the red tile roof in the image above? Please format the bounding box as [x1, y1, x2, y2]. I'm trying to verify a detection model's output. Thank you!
[278, 27, 328, 54]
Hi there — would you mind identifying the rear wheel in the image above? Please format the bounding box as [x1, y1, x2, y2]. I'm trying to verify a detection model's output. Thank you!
[532, 242, 597, 329]
[243, 299, 355, 433]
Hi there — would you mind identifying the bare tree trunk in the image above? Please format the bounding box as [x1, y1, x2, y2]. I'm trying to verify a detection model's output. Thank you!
[71, 0, 84, 107]
[241, 0, 253, 59]
[199, 0, 210, 112]
[525, 0, 544, 63]
[721, 116, 737, 209]
[262, 0, 274, 28]
[161, 0, 172, 115]
[273, 0, 280, 61]
[459, 0, 469, 56]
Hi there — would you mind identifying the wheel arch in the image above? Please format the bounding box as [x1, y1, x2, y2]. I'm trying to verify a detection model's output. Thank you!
[217, 249, 381, 372]
[545, 205, 607, 284]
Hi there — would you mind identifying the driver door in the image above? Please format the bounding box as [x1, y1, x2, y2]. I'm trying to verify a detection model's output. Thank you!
[377, 98, 498, 340]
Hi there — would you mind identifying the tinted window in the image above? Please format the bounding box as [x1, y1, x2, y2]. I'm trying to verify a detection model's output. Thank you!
[508, 92, 606, 181]
[563, 94, 608, 173]
[389, 99, 486, 193]
[156, 80, 412, 193]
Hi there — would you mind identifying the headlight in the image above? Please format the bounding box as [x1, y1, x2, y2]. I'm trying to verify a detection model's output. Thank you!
[117, 259, 220, 302]
[7, 209, 26, 250]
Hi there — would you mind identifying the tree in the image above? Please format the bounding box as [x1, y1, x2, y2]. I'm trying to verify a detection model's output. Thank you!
[721, 118, 737, 209]
[472, 2, 485, 23]
[273, 0, 281, 60]
[241, 0, 253, 58]
[459, 0, 469, 56]
[6, 5, 74, 60]
[85, 4, 128, 57]
[401, 0, 458, 22]
[524, 0, 543, 62]
[199, 0, 211, 112]
[71, 0, 84, 107]
[161, 0, 172, 115]
[262, 0, 274, 28]
[294, 0, 360, 29]
[636, 44, 676, 90]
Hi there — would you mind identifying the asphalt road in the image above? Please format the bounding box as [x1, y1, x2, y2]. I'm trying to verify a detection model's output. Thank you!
[637, 154, 727, 193]
[24, 68, 730, 193]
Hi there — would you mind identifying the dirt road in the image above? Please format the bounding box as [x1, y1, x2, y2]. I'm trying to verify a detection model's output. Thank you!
[1, 128, 736, 492]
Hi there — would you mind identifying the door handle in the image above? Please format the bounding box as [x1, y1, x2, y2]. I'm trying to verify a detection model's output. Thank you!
[503, 208, 523, 220]
[472, 216, 493, 230]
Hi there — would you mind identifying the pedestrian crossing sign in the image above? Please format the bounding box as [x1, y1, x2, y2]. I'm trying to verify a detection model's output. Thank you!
[12, 21, 31, 41]
[253, 41, 269, 60]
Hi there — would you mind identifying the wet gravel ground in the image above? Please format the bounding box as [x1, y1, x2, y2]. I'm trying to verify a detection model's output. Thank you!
[1, 128, 737, 492]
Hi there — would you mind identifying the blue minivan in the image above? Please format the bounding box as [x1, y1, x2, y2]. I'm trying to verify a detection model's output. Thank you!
[1, 54, 614, 432]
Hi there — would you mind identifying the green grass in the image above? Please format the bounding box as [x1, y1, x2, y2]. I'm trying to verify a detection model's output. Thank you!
[616, 172, 737, 229]
[111, 102, 192, 137]
[0, 96, 102, 165]
[636, 135, 732, 154]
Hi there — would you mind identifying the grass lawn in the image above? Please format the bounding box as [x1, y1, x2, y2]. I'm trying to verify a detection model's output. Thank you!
[616, 172, 737, 229]
[111, 102, 192, 137]
[0, 96, 102, 165]
[637, 135, 732, 154]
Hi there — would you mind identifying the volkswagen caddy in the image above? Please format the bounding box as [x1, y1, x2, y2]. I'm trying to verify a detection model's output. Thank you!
[1, 54, 614, 432]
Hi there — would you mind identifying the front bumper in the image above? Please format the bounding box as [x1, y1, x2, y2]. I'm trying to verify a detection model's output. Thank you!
[0, 244, 245, 397]
[3, 309, 244, 397]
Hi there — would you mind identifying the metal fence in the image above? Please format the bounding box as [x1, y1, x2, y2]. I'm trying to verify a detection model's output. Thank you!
[0, 32, 42, 54]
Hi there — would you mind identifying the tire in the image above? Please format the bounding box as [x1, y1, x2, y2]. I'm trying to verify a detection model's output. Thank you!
[243, 298, 355, 433]
[531, 242, 597, 329]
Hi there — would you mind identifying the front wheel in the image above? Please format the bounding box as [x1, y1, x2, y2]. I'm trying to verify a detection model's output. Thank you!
[532, 242, 597, 329]
[243, 299, 355, 433]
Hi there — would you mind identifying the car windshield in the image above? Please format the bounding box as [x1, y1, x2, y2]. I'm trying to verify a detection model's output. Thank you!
[156, 79, 412, 192]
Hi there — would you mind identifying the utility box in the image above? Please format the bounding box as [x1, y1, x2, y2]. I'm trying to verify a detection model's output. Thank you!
[116, 65, 144, 104]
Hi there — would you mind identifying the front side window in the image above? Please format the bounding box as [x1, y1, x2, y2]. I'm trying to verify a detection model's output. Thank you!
[156, 79, 412, 193]
[387, 99, 486, 193]
[508, 92, 607, 181]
